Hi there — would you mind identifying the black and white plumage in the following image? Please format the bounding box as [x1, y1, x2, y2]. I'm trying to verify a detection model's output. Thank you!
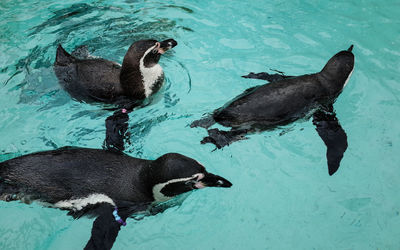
[54, 39, 178, 103]
[54, 39, 178, 152]
[191, 45, 355, 176]
[0, 147, 231, 249]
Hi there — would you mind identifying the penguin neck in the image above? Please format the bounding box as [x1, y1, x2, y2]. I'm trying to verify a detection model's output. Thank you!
[134, 161, 158, 202]
[318, 69, 348, 96]
[146, 161, 188, 203]
[120, 48, 164, 100]
[146, 162, 166, 202]
[139, 54, 164, 98]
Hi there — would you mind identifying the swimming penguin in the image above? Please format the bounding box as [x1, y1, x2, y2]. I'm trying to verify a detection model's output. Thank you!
[191, 45, 355, 176]
[54, 39, 177, 104]
[54, 39, 178, 151]
[0, 147, 231, 249]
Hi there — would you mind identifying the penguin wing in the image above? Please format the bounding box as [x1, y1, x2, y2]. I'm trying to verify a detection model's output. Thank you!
[54, 53, 123, 102]
[242, 71, 293, 82]
[75, 59, 122, 99]
[312, 105, 348, 176]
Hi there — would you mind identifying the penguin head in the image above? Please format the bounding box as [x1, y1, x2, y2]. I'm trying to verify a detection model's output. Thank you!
[124, 38, 178, 68]
[120, 38, 178, 98]
[149, 153, 232, 202]
[320, 45, 354, 89]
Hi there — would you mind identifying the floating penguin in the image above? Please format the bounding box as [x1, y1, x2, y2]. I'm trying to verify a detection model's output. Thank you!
[54, 39, 178, 151]
[191, 46, 355, 175]
[54, 39, 177, 104]
[0, 147, 231, 249]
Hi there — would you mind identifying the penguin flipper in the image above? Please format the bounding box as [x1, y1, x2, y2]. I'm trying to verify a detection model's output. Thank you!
[312, 106, 348, 176]
[84, 204, 125, 250]
[242, 72, 293, 82]
[201, 128, 248, 149]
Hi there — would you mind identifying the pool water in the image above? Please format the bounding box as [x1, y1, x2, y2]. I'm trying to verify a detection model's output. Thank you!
[1, 0, 400, 249]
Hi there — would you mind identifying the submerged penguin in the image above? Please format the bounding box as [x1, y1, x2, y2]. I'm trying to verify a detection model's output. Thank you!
[191, 45, 355, 176]
[54, 39, 178, 104]
[0, 147, 231, 249]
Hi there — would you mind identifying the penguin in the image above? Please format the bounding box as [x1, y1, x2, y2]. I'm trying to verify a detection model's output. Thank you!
[54, 39, 178, 152]
[54, 38, 178, 104]
[191, 45, 355, 176]
[0, 147, 231, 249]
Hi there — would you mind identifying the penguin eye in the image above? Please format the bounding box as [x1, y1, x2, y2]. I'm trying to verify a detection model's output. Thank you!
[184, 179, 196, 188]
[152, 49, 158, 54]
[185, 175, 199, 186]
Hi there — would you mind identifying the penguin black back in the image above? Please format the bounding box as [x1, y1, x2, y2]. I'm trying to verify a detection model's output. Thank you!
[192, 46, 355, 175]
[54, 39, 177, 103]
[0, 147, 151, 203]
[0, 147, 231, 249]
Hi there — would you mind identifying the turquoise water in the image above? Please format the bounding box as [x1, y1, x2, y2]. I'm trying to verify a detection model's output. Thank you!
[1, 0, 400, 249]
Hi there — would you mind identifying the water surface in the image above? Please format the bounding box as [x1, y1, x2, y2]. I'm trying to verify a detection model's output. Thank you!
[0, 0, 399, 249]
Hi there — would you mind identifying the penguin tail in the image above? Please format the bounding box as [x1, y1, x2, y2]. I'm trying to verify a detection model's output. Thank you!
[55, 44, 74, 65]
[347, 45, 354, 52]
[190, 115, 215, 129]
[201, 128, 248, 149]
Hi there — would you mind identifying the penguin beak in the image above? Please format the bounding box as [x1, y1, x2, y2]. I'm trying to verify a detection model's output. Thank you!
[193, 172, 232, 189]
[157, 39, 178, 54]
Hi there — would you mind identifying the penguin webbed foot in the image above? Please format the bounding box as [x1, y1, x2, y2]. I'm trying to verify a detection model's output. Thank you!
[201, 129, 248, 149]
[103, 109, 131, 153]
[312, 106, 348, 176]
[84, 204, 126, 250]
[83, 201, 152, 250]
[242, 70, 293, 83]
[190, 115, 215, 129]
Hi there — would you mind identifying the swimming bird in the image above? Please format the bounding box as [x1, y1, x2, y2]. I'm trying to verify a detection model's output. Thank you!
[54, 39, 178, 104]
[0, 147, 231, 249]
[54, 39, 178, 152]
[191, 45, 355, 175]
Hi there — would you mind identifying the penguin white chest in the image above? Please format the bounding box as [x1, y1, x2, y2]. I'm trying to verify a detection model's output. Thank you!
[343, 68, 354, 89]
[140, 64, 163, 97]
[139, 45, 164, 98]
